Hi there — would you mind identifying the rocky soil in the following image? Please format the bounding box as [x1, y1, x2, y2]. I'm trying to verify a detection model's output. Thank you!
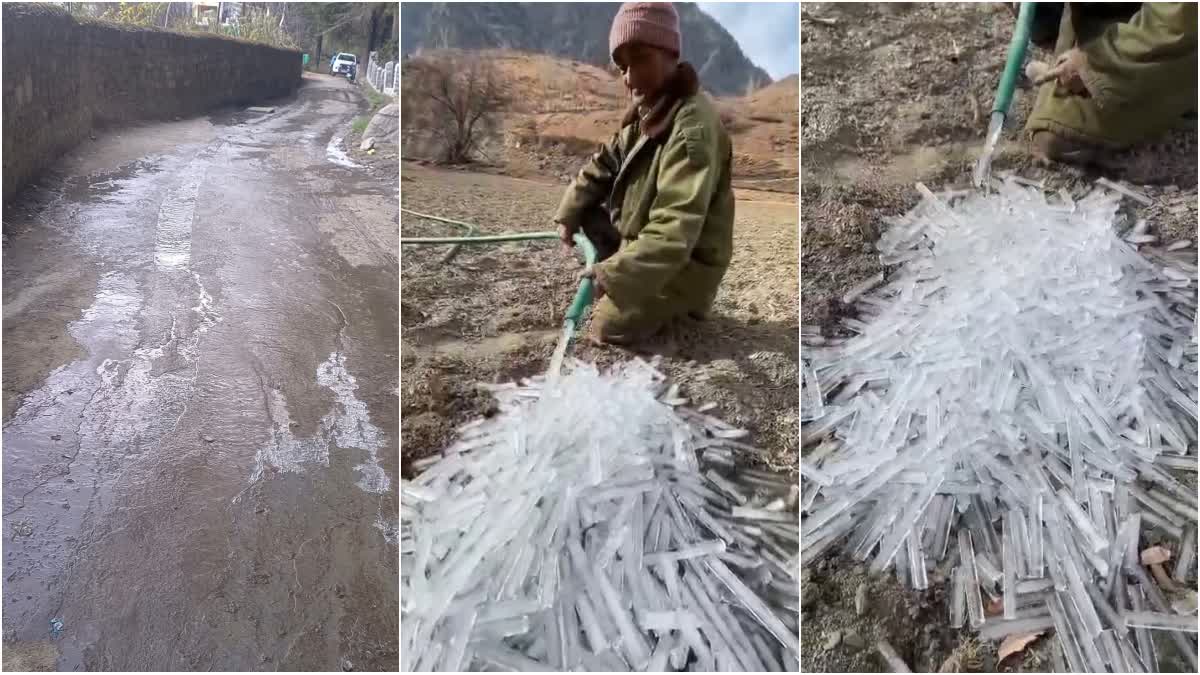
[401, 164, 798, 477]
[800, 3, 1197, 672]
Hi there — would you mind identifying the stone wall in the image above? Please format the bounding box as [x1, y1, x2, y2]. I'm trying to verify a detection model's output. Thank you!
[2, 3, 302, 200]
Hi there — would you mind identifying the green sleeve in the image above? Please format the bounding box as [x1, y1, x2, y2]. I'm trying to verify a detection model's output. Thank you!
[597, 120, 718, 306]
[1079, 2, 1198, 109]
[554, 130, 622, 228]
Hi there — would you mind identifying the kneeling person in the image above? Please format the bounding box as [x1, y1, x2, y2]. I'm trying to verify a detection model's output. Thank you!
[555, 2, 734, 346]
[1025, 2, 1197, 164]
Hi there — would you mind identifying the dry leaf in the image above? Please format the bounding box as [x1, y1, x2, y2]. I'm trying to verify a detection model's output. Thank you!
[998, 632, 1044, 663]
[1171, 590, 1197, 615]
[938, 653, 962, 673]
[984, 596, 1004, 617]
[1150, 563, 1181, 592]
[1141, 545, 1172, 566]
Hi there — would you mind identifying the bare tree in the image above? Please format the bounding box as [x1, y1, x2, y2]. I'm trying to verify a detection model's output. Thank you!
[406, 53, 509, 165]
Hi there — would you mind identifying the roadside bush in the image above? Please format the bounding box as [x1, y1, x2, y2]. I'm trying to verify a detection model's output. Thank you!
[64, 1, 297, 50]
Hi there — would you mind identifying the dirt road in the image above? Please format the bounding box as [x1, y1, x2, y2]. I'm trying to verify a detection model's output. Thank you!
[2, 73, 398, 671]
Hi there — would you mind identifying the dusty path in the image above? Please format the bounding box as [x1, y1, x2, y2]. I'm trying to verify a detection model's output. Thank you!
[2, 73, 398, 671]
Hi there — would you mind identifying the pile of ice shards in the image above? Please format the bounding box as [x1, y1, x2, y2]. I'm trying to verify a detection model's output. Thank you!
[401, 359, 799, 672]
[801, 178, 1198, 672]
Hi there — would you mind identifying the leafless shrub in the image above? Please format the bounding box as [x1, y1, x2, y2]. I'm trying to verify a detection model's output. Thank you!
[403, 53, 509, 164]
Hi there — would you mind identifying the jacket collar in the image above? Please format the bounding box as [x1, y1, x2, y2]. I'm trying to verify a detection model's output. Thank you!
[619, 62, 700, 141]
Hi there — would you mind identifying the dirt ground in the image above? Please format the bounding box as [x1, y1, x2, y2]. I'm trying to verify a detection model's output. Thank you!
[400, 163, 798, 477]
[801, 2, 1197, 331]
[801, 3, 1197, 672]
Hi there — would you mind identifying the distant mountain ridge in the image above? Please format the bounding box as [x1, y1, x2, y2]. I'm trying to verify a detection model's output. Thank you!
[400, 2, 772, 96]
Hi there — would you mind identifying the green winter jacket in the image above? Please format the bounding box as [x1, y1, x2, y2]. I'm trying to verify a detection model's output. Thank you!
[1027, 2, 1197, 146]
[554, 65, 734, 317]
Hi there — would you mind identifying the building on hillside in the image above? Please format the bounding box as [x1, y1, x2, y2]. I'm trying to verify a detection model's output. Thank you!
[192, 1, 241, 27]
[192, 0, 218, 25]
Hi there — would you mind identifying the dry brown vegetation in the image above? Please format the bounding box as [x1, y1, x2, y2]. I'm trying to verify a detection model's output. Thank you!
[402, 49, 798, 192]
[402, 52, 510, 164]
[401, 164, 798, 479]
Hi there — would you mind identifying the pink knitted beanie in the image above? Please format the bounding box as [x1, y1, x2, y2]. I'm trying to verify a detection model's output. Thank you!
[609, 2, 681, 62]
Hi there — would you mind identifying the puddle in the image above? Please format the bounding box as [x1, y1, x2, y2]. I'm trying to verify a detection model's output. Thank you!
[317, 351, 388, 493]
[374, 513, 399, 547]
[2, 259, 226, 635]
[325, 135, 362, 169]
[154, 162, 204, 270]
[1, 271, 143, 636]
[3, 73, 397, 668]
[249, 388, 330, 482]
[73, 273, 144, 349]
[247, 350, 389, 496]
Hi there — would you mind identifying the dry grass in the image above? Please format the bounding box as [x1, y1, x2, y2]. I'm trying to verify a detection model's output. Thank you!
[403, 48, 797, 192]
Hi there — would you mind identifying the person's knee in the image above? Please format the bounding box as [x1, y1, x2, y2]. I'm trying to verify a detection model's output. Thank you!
[589, 320, 633, 346]
[588, 297, 665, 346]
[1030, 129, 1101, 165]
[588, 302, 638, 345]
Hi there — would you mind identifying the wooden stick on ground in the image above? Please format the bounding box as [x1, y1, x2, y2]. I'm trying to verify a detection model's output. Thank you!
[876, 639, 913, 673]
[801, 10, 838, 26]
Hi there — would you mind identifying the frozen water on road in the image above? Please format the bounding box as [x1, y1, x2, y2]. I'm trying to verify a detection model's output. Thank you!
[326, 134, 362, 169]
[2, 73, 397, 671]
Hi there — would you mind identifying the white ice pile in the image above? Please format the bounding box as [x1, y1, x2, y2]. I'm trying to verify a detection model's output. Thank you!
[401, 359, 799, 672]
[802, 178, 1199, 672]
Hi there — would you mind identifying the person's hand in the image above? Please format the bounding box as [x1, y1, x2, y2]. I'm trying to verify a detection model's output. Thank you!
[1033, 48, 1090, 96]
[557, 221, 577, 255]
[577, 266, 607, 299]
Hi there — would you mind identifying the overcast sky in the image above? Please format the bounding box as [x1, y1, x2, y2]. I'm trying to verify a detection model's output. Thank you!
[697, 1, 799, 80]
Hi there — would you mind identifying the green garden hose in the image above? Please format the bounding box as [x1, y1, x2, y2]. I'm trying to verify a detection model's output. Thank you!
[401, 232, 559, 244]
[563, 234, 596, 326]
[973, 2, 1036, 187]
[994, 2, 1036, 117]
[401, 208, 477, 263]
[400, 214, 598, 343]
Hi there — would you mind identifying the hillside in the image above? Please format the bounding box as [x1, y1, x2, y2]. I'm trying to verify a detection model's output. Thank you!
[400, 2, 771, 97]
[402, 50, 797, 194]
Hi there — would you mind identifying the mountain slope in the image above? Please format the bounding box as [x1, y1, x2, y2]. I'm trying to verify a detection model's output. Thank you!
[402, 49, 796, 194]
[400, 2, 771, 96]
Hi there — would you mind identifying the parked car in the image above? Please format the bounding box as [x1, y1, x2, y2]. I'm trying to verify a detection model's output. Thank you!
[330, 53, 358, 78]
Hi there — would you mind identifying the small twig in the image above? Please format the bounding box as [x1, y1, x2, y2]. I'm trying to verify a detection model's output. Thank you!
[877, 639, 913, 673]
[1149, 562, 1181, 592]
[801, 10, 838, 26]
